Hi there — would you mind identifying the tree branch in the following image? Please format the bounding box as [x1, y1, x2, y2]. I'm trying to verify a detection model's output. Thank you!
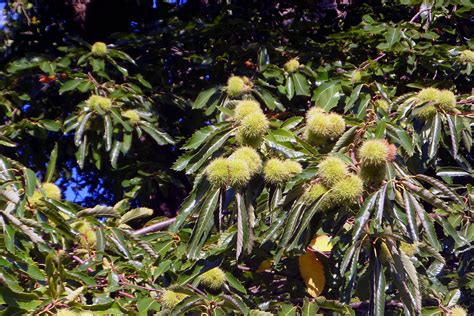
[133, 217, 176, 235]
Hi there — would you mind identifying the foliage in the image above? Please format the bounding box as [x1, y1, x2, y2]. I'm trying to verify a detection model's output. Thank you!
[0, 0, 473, 315]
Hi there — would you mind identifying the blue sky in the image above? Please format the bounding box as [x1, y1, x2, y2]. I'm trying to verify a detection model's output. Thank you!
[0, 2, 5, 28]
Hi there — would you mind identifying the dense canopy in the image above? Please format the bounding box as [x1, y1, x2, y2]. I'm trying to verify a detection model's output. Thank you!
[0, 1, 473, 315]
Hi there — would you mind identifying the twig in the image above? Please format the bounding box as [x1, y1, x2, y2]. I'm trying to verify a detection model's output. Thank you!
[349, 300, 404, 310]
[119, 281, 162, 293]
[1, 204, 45, 244]
[133, 217, 176, 235]
[409, 8, 431, 23]
[71, 255, 94, 273]
[118, 291, 135, 299]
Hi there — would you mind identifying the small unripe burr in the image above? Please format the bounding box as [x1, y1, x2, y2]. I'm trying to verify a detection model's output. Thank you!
[235, 132, 262, 148]
[400, 241, 418, 257]
[91, 42, 108, 57]
[459, 50, 474, 63]
[437, 90, 456, 112]
[360, 164, 386, 187]
[161, 290, 188, 308]
[284, 160, 302, 175]
[330, 174, 364, 204]
[302, 183, 328, 204]
[350, 70, 362, 82]
[449, 306, 467, 316]
[413, 104, 437, 119]
[326, 113, 346, 138]
[417, 87, 440, 103]
[199, 267, 226, 290]
[284, 58, 300, 73]
[122, 109, 140, 124]
[206, 158, 251, 187]
[226, 76, 247, 97]
[229, 147, 262, 176]
[73, 220, 97, 248]
[238, 112, 269, 139]
[305, 108, 345, 142]
[29, 182, 62, 206]
[263, 158, 301, 185]
[316, 156, 349, 187]
[375, 99, 389, 112]
[358, 139, 396, 167]
[234, 100, 262, 122]
[86, 95, 112, 111]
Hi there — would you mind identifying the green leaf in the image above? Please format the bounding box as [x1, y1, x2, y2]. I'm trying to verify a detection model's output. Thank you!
[276, 201, 305, 258]
[374, 184, 387, 227]
[76, 135, 87, 169]
[314, 298, 354, 316]
[119, 207, 153, 225]
[224, 272, 247, 294]
[403, 190, 419, 242]
[331, 126, 358, 153]
[110, 141, 121, 168]
[220, 294, 250, 314]
[110, 109, 133, 132]
[77, 205, 119, 218]
[385, 27, 402, 49]
[370, 256, 386, 316]
[59, 79, 82, 94]
[193, 87, 220, 109]
[136, 74, 152, 89]
[254, 87, 284, 111]
[74, 112, 92, 146]
[185, 128, 233, 174]
[108, 228, 132, 259]
[292, 73, 310, 96]
[428, 113, 442, 159]
[0, 287, 42, 311]
[236, 192, 254, 259]
[140, 122, 174, 145]
[353, 193, 378, 242]
[416, 174, 464, 206]
[137, 297, 160, 314]
[277, 304, 298, 316]
[340, 241, 360, 275]
[387, 124, 414, 156]
[104, 114, 113, 152]
[170, 180, 211, 231]
[188, 189, 220, 259]
[171, 296, 204, 315]
[39, 61, 56, 75]
[22, 168, 37, 197]
[183, 124, 223, 150]
[41, 119, 61, 131]
[400, 251, 421, 312]
[96, 228, 105, 259]
[344, 84, 363, 112]
[45, 143, 58, 183]
[312, 81, 341, 111]
[435, 217, 468, 248]
[290, 194, 329, 248]
[4, 225, 15, 254]
[302, 299, 318, 316]
[64, 286, 84, 304]
[408, 195, 440, 250]
[446, 115, 459, 158]
[281, 116, 303, 130]
[286, 75, 294, 99]
[91, 58, 105, 73]
[0, 136, 16, 147]
[258, 47, 269, 70]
